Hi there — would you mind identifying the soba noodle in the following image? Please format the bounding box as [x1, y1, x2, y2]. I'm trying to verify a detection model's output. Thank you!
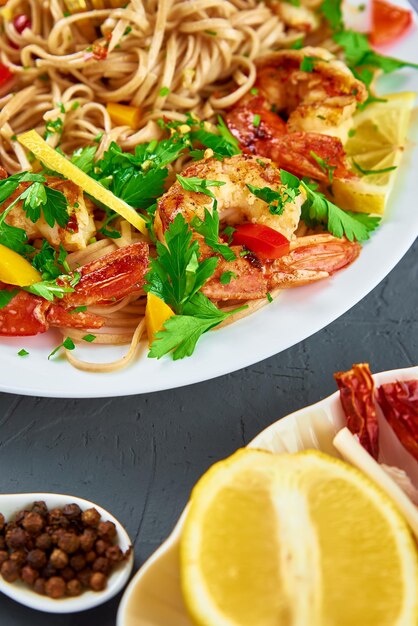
[0, 0, 318, 370]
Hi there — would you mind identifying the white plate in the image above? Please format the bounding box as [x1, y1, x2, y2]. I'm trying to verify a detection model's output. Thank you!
[116, 365, 418, 626]
[0, 31, 417, 397]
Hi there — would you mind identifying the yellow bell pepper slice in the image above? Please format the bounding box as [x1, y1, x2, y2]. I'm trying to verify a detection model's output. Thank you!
[17, 130, 147, 235]
[0, 244, 41, 287]
[145, 292, 175, 344]
[107, 103, 141, 130]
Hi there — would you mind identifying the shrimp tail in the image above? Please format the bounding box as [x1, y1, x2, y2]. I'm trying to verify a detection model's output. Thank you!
[0, 242, 149, 337]
[267, 234, 361, 288]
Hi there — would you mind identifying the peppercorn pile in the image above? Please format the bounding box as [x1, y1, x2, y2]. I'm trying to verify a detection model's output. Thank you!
[0, 501, 131, 599]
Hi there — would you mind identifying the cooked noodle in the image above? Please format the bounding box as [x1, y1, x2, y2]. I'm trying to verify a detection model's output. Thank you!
[0, 0, 322, 370]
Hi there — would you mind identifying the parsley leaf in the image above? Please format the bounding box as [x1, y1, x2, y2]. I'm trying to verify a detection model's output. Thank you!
[144, 213, 218, 313]
[70, 145, 97, 174]
[220, 271, 237, 285]
[176, 175, 226, 201]
[24, 279, 74, 301]
[298, 177, 381, 241]
[32, 241, 70, 280]
[148, 292, 247, 360]
[0, 289, 19, 309]
[82, 334, 96, 342]
[17, 348, 29, 357]
[247, 181, 300, 216]
[319, 0, 343, 31]
[190, 208, 236, 261]
[300, 56, 321, 72]
[48, 337, 75, 360]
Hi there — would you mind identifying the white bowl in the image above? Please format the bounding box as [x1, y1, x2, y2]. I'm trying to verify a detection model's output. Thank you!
[0, 493, 134, 613]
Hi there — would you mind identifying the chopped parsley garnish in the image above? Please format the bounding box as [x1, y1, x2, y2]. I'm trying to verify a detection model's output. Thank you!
[44, 117, 63, 140]
[266, 292, 273, 303]
[149, 292, 246, 360]
[223, 225, 236, 244]
[145, 213, 245, 359]
[252, 114, 261, 127]
[70, 145, 97, 174]
[348, 128, 356, 138]
[290, 37, 304, 50]
[0, 172, 68, 254]
[32, 241, 70, 280]
[250, 87, 259, 95]
[144, 213, 218, 313]
[0, 289, 18, 309]
[191, 208, 236, 261]
[159, 86, 170, 97]
[70, 306, 87, 314]
[24, 279, 74, 302]
[17, 348, 29, 357]
[279, 169, 380, 241]
[300, 56, 321, 72]
[176, 175, 226, 202]
[310, 151, 337, 182]
[220, 271, 237, 285]
[352, 161, 397, 176]
[82, 334, 96, 342]
[48, 337, 75, 360]
[247, 181, 300, 216]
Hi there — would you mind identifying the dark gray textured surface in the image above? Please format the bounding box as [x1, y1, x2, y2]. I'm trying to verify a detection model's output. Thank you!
[0, 240, 416, 625]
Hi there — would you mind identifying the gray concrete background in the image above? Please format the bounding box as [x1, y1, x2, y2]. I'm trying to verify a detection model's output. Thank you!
[0, 240, 416, 625]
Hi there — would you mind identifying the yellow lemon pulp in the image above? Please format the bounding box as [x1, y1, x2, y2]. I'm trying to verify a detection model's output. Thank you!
[181, 448, 418, 626]
[332, 92, 416, 215]
[17, 130, 147, 235]
[145, 292, 175, 344]
[0, 243, 41, 286]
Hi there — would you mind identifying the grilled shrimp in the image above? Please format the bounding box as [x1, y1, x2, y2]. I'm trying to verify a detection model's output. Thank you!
[267, 0, 320, 33]
[156, 154, 301, 241]
[255, 47, 367, 137]
[156, 155, 360, 300]
[1, 177, 96, 251]
[225, 47, 366, 183]
[226, 95, 353, 182]
[0, 242, 149, 336]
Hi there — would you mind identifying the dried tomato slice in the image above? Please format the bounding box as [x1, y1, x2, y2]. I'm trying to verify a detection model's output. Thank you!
[334, 363, 379, 459]
[377, 380, 418, 462]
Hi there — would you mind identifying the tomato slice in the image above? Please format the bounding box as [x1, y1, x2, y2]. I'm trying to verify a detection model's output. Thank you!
[370, 0, 413, 46]
[231, 223, 290, 259]
[0, 63, 13, 86]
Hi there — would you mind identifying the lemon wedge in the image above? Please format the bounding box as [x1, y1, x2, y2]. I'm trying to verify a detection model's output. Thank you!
[332, 92, 416, 215]
[181, 448, 418, 626]
[17, 130, 148, 235]
[0, 243, 41, 286]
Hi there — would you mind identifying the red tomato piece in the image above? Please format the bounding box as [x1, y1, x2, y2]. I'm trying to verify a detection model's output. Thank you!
[370, 0, 413, 46]
[232, 223, 290, 259]
[13, 14, 32, 34]
[0, 63, 13, 86]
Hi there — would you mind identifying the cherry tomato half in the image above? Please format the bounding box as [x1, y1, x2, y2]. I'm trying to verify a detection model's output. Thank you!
[370, 0, 413, 46]
[232, 223, 290, 259]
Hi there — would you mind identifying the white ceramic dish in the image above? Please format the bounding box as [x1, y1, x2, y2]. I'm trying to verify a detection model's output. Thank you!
[116, 365, 418, 626]
[0, 28, 417, 398]
[0, 493, 134, 613]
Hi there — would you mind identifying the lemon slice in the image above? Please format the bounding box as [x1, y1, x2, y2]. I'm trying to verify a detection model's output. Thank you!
[332, 92, 416, 215]
[17, 130, 148, 235]
[181, 448, 418, 626]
